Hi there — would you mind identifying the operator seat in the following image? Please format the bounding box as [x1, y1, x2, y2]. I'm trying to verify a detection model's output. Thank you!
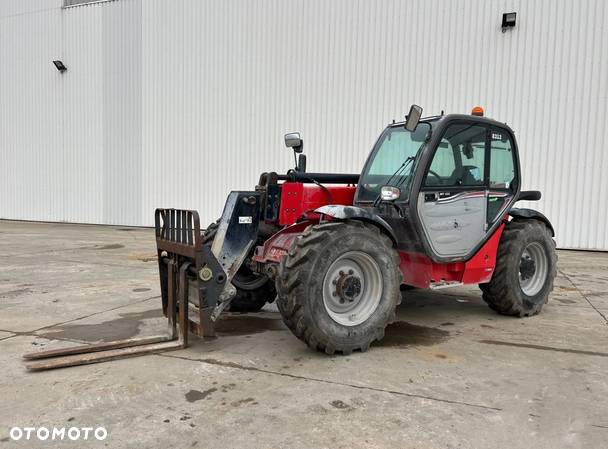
[449, 165, 483, 186]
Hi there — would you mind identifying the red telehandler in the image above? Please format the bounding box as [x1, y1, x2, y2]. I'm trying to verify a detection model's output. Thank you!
[25, 106, 556, 369]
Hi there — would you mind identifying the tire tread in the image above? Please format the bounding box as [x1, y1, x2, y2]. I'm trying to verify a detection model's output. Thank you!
[276, 221, 402, 354]
[481, 219, 557, 317]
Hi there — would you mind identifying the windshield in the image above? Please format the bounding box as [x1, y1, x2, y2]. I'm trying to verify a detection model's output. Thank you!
[356, 122, 431, 202]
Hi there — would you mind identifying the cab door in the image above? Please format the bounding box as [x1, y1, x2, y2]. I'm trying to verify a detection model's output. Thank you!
[486, 128, 518, 226]
[416, 123, 489, 259]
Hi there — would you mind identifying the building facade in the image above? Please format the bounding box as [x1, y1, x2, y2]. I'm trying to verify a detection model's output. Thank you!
[1, 0, 607, 250]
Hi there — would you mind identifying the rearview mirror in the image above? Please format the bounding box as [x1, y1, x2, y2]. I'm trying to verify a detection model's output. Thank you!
[405, 105, 423, 132]
[284, 132, 303, 153]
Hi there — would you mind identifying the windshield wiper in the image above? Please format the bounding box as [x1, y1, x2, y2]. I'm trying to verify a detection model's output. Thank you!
[385, 156, 415, 187]
[372, 156, 414, 206]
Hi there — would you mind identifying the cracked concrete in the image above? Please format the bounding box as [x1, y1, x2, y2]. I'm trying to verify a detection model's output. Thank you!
[0, 220, 607, 448]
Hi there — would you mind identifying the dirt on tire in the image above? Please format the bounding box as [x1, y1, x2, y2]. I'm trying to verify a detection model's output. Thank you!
[275, 221, 402, 354]
[480, 218, 557, 317]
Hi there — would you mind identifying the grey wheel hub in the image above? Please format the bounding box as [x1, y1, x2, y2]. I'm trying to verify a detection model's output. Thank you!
[335, 271, 362, 302]
[322, 251, 383, 326]
[519, 242, 548, 296]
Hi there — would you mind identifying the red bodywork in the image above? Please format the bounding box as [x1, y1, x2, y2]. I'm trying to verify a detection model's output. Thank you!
[254, 181, 503, 286]
[398, 223, 505, 288]
[254, 182, 355, 264]
[278, 182, 356, 225]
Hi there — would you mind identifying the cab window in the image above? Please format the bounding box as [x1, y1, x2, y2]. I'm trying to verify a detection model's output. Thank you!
[428, 141, 456, 178]
[425, 124, 486, 187]
[489, 130, 515, 190]
[367, 129, 420, 176]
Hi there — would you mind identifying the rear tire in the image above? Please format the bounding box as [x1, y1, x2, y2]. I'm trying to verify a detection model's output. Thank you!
[276, 221, 402, 354]
[480, 219, 557, 317]
[203, 221, 275, 313]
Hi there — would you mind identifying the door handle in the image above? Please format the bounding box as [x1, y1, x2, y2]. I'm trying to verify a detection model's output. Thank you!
[424, 193, 438, 203]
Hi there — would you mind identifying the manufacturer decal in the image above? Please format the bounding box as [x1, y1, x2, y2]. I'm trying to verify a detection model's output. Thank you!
[238, 216, 253, 224]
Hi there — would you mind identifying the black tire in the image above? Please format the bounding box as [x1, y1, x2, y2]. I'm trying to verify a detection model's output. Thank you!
[201, 221, 219, 245]
[202, 221, 276, 313]
[480, 219, 557, 317]
[227, 280, 274, 312]
[276, 221, 402, 355]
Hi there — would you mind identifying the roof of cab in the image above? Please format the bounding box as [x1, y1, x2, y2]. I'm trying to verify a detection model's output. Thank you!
[388, 113, 513, 132]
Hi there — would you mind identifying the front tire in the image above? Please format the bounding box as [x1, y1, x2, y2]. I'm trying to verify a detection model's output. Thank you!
[480, 219, 557, 316]
[276, 221, 402, 354]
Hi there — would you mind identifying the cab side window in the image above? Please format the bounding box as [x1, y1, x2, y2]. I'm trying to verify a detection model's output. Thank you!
[426, 140, 455, 185]
[489, 130, 516, 190]
[424, 124, 486, 187]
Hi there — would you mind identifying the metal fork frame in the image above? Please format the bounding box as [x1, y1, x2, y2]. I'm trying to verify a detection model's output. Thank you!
[23, 208, 223, 372]
[23, 260, 190, 371]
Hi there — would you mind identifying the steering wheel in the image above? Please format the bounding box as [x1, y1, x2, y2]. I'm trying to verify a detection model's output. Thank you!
[426, 170, 442, 185]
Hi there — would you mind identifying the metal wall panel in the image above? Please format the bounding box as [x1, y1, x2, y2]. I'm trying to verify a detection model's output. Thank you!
[1, 1, 63, 223]
[141, 0, 608, 250]
[0, 0, 141, 225]
[2, 0, 607, 249]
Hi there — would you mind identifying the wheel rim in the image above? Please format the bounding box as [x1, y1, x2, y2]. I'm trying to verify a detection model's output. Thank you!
[322, 251, 383, 326]
[518, 242, 548, 296]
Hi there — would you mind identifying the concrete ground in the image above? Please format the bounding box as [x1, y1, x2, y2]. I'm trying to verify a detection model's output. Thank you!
[0, 220, 607, 449]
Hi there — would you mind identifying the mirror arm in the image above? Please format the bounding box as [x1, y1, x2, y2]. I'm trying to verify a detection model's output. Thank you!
[296, 154, 306, 173]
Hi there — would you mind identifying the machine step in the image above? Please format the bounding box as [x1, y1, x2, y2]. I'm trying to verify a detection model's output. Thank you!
[429, 280, 464, 290]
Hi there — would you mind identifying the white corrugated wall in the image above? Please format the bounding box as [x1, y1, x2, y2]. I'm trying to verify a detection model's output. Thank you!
[1, 0, 607, 250]
[0, 0, 141, 224]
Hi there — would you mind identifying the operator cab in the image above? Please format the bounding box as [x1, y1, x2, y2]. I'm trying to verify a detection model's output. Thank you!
[356, 106, 521, 262]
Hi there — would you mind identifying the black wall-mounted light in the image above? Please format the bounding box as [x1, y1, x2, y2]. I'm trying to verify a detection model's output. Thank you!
[52, 60, 67, 72]
[502, 12, 517, 32]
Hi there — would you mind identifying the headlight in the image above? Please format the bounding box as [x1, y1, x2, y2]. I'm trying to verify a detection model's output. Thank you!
[380, 186, 400, 201]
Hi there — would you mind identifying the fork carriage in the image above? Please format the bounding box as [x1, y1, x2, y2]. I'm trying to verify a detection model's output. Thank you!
[155, 208, 221, 338]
